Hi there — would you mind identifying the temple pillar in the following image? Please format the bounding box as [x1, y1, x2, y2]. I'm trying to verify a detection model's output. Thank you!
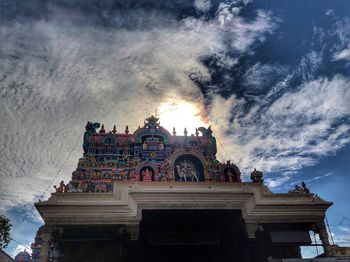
[126, 224, 139, 241]
[313, 222, 334, 257]
[246, 223, 259, 239]
[39, 232, 51, 262]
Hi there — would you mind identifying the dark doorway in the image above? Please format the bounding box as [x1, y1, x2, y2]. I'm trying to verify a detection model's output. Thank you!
[138, 209, 247, 262]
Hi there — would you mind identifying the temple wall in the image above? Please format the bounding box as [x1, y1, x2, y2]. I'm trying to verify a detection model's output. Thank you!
[61, 240, 123, 262]
[0, 250, 15, 262]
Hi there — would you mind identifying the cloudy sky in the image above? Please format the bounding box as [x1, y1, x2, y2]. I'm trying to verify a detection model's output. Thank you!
[1, 0, 350, 257]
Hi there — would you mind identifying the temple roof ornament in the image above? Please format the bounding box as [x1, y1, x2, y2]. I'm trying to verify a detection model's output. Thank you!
[85, 121, 100, 134]
[250, 168, 263, 183]
[198, 126, 213, 138]
[144, 115, 160, 130]
[289, 182, 311, 194]
[15, 250, 31, 262]
[99, 124, 105, 134]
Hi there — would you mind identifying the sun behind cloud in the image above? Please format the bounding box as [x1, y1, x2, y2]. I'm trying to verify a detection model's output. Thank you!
[157, 99, 208, 135]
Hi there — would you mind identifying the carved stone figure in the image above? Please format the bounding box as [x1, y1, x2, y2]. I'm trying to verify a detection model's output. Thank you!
[142, 141, 147, 150]
[48, 242, 61, 262]
[302, 182, 310, 193]
[226, 169, 234, 182]
[83, 121, 100, 153]
[289, 182, 311, 194]
[54, 181, 65, 193]
[177, 160, 199, 182]
[198, 126, 213, 137]
[143, 168, 152, 182]
[250, 169, 263, 183]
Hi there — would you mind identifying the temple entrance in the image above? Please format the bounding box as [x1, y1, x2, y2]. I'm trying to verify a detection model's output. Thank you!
[138, 209, 247, 262]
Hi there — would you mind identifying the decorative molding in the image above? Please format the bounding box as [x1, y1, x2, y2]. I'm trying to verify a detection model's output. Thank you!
[36, 182, 332, 240]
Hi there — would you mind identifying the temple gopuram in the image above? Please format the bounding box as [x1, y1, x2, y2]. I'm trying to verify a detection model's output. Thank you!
[35, 116, 335, 262]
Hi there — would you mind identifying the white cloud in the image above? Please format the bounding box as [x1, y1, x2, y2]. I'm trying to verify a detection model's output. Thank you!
[9, 244, 32, 258]
[333, 227, 350, 247]
[216, 5, 275, 53]
[333, 18, 350, 62]
[242, 63, 288, 91]
[207, 75, 350, 178]
[333, 44, 350, 61]
[0, 4, 275, 213]
[325, 9, 334, 16]
[193, 0, 212, 12]
[265, 176, 291, 189]
[339, 226, 350, 235]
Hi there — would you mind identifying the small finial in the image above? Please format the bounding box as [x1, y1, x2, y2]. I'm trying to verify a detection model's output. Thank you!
[100, 124, 105, 134]
[112, 125, 117, 134]
[301, 182, 310, 193]
[172, 127, 176, 136]
[250, 169, 263, 183]
[184, 128, 188, 136]
[195, 128, 199, 136]
[125, 125, 129, 134]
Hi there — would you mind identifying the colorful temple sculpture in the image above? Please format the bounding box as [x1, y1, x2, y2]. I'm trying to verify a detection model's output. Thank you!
[35, 116, 335, 262]
[14, 251, 31, 262]
[30, 226, 43, 262]
[60, 115, 241, 193]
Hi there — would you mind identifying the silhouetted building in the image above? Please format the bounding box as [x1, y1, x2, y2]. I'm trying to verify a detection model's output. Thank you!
[35, 116, 334, 262]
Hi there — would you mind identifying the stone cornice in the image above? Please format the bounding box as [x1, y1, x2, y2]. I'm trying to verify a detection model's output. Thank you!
[35, 182, 332, 230]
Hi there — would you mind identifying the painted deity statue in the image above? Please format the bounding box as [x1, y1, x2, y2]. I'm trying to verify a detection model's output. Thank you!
[226, 169, 234, 182]
[177, 160, 199, 182]
[142, 141, 147, 150]
[129, 171, 136, 181]
[48, 242, 61, 262]
[54, 181, 65, 193]
[83, 122, 100, 154]
[143, 168, 152, 182]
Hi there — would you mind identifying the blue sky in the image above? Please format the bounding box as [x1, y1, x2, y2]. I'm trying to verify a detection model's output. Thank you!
[1, 0, 350, 258]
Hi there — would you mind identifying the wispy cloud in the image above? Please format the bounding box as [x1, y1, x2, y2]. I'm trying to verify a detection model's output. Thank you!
[333, 226, 350, 246]
[209, 74, 350, 177]
[265, 176, 291, 189]
[0, 1, 275, 213]
[9, 243, 32, 259]
[332, 18, 350, 62]
[333, 44, 350, 61]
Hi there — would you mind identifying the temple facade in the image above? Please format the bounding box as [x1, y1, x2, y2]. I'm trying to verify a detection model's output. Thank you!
[35, 116, 335, 262]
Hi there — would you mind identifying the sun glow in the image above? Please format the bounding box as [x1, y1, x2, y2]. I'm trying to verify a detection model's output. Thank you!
[157, 99, 208, 134]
